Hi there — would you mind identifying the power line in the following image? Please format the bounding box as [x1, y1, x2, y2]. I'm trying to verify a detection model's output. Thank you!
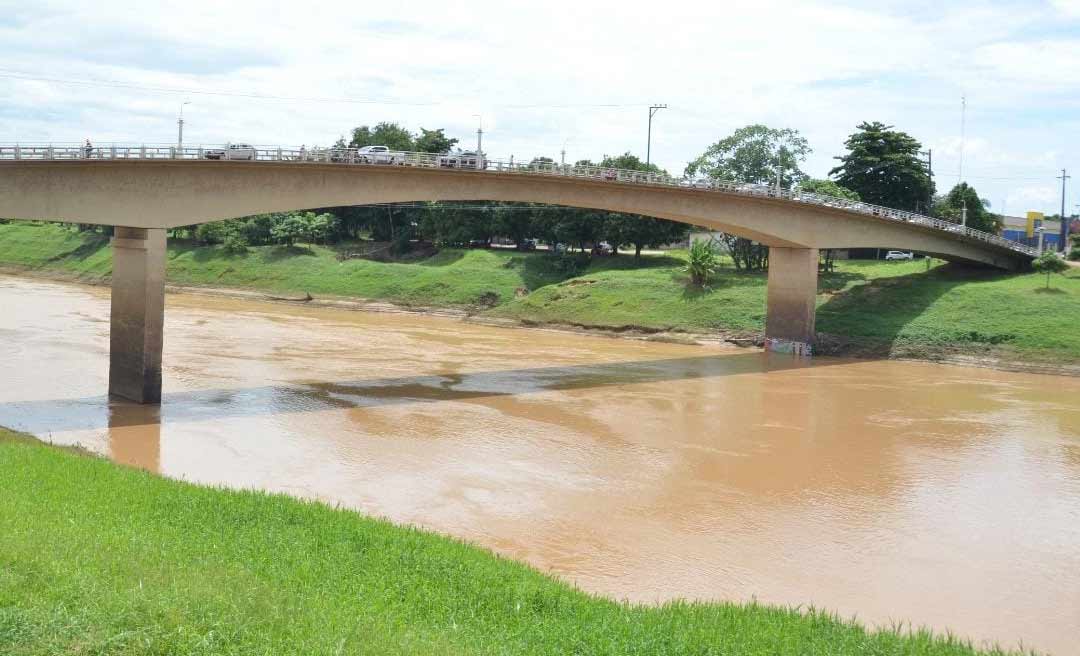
[934, 171, 1056, 181]
[0, 68, 656, 109]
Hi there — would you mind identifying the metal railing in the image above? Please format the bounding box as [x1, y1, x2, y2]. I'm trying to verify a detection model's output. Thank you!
[0, 143, 1038, 257]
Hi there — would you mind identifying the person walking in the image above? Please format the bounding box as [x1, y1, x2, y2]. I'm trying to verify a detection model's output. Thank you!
[83, 138, 93, 158]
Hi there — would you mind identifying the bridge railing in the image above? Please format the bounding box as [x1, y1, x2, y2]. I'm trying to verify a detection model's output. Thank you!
[0, 143, 1038, 257]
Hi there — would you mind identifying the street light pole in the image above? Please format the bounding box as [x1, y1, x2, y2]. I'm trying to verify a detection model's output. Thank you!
[919, 148, 933, 213]
[1058, 169, 1071, 252]
[473, 114, 483, 170]
[775, 134, 791, 193]
[177, 101, 191, 150]
[646, 104, 666, 168]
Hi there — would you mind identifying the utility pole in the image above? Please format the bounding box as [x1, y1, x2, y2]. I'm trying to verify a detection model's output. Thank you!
[916, 149, 933, 213]
[775, 134, 790, 193]
[473, 114, 483, 170]
[1058, 169, 1071, 252]
[925, 148, 933, 211]
[177, 101, 191, 150]
[646, 104, 666, 168]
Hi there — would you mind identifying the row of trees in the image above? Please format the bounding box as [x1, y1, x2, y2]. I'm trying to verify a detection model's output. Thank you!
[173, 118, 1003, 271]
[175, 149, 687, 256]
[679, 121, 1003, 270]
[332, 122, 459, 154]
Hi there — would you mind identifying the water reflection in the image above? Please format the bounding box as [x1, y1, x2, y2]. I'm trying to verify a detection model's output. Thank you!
[3, 274, 1079, 655]
[0, 352, 822, 434]
[108, 400, 160, 472]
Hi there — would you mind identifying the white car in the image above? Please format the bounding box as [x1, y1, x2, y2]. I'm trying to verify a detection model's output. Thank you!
[204, 144, 257, 160]
[356, 145, 401, 164]
[438, 150, 486, 169]
[885, 250, 914, 260]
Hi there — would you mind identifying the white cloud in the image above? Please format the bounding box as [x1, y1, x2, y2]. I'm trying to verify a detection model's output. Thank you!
[1052, 0, 1080, 17]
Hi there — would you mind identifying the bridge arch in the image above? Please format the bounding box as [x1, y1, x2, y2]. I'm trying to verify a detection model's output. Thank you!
[0, 160, 1029, 268]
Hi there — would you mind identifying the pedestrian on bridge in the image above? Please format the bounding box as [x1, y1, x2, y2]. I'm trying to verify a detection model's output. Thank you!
[83, 139, 93, 159]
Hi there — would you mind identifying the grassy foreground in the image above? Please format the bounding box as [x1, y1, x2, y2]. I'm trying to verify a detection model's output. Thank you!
[2, 222, 1080, 362]
[0, 428, 1019, 655]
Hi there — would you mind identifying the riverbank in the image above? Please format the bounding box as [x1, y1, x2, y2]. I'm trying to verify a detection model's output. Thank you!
[2, 222, 1079, 370]
[0, 426, 1026, 655]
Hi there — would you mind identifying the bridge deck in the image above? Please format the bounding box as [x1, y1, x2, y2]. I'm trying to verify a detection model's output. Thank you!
[0, 143, 1037, 260]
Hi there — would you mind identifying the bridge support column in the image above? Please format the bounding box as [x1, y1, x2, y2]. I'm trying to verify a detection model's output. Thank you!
[108, 227, 166, 404]
[765, 247, 818, 348]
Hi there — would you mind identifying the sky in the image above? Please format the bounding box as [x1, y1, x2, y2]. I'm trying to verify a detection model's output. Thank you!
[2, 0, 1079, 216]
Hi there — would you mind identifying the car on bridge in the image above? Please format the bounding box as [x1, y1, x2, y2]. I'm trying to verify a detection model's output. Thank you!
[439, 150, 486, 169]
[356, 145, 405, 165]
[885, 250, 914, 260]
[204, 144, 257, 161]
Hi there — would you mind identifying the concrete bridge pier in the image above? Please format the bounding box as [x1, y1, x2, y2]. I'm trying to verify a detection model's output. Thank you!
[108, 227, 166, 404]
[765, 247, 819, 347]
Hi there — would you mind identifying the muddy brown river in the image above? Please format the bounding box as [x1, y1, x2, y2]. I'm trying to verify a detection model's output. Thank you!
[2, 274, 1078, 653]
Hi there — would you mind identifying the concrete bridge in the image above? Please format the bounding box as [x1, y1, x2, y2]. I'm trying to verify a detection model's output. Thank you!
[0, 145, 1035, 403]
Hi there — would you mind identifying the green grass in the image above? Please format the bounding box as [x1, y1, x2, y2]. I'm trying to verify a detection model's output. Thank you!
[2, 222, 1080, 362]
[0, 428, 1023, 655]
[490, 252, 770, 332]
[816, 262, 1080, 358]
[0, 222, 566, 308]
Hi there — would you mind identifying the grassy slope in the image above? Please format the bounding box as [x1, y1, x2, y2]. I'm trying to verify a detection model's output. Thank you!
[2, 222, 1079, 360]
[0, 223, 563, 307]
[0, 428, 1017, 655]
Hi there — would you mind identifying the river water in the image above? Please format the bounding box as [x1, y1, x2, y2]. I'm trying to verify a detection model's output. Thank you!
[2, 274, 1078, 654]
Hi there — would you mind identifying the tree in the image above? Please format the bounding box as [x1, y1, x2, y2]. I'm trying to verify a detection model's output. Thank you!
[685, 126, 808, 272]
[1031, 252, 1069, 289]
[715, 233, 768, 271]
[271, 214, 310, 246]
[194, 221, 231, 245]
[798, 178, 860, 201]
[829, 121, 934, 212]
[419, 203, 494, 246]
[600, 152, 663, 174]
[602, 213, 686, 258]
[240, 213, 284, 245]
[933, 182, 1002, 234]
[594, 154, 685, 257]
[305, 212, 338, 244]
[349, 122, 414, 151]
[414, 128, 458, 154]
[491, 203, 535, 248]
[685, 124, 810, 187]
